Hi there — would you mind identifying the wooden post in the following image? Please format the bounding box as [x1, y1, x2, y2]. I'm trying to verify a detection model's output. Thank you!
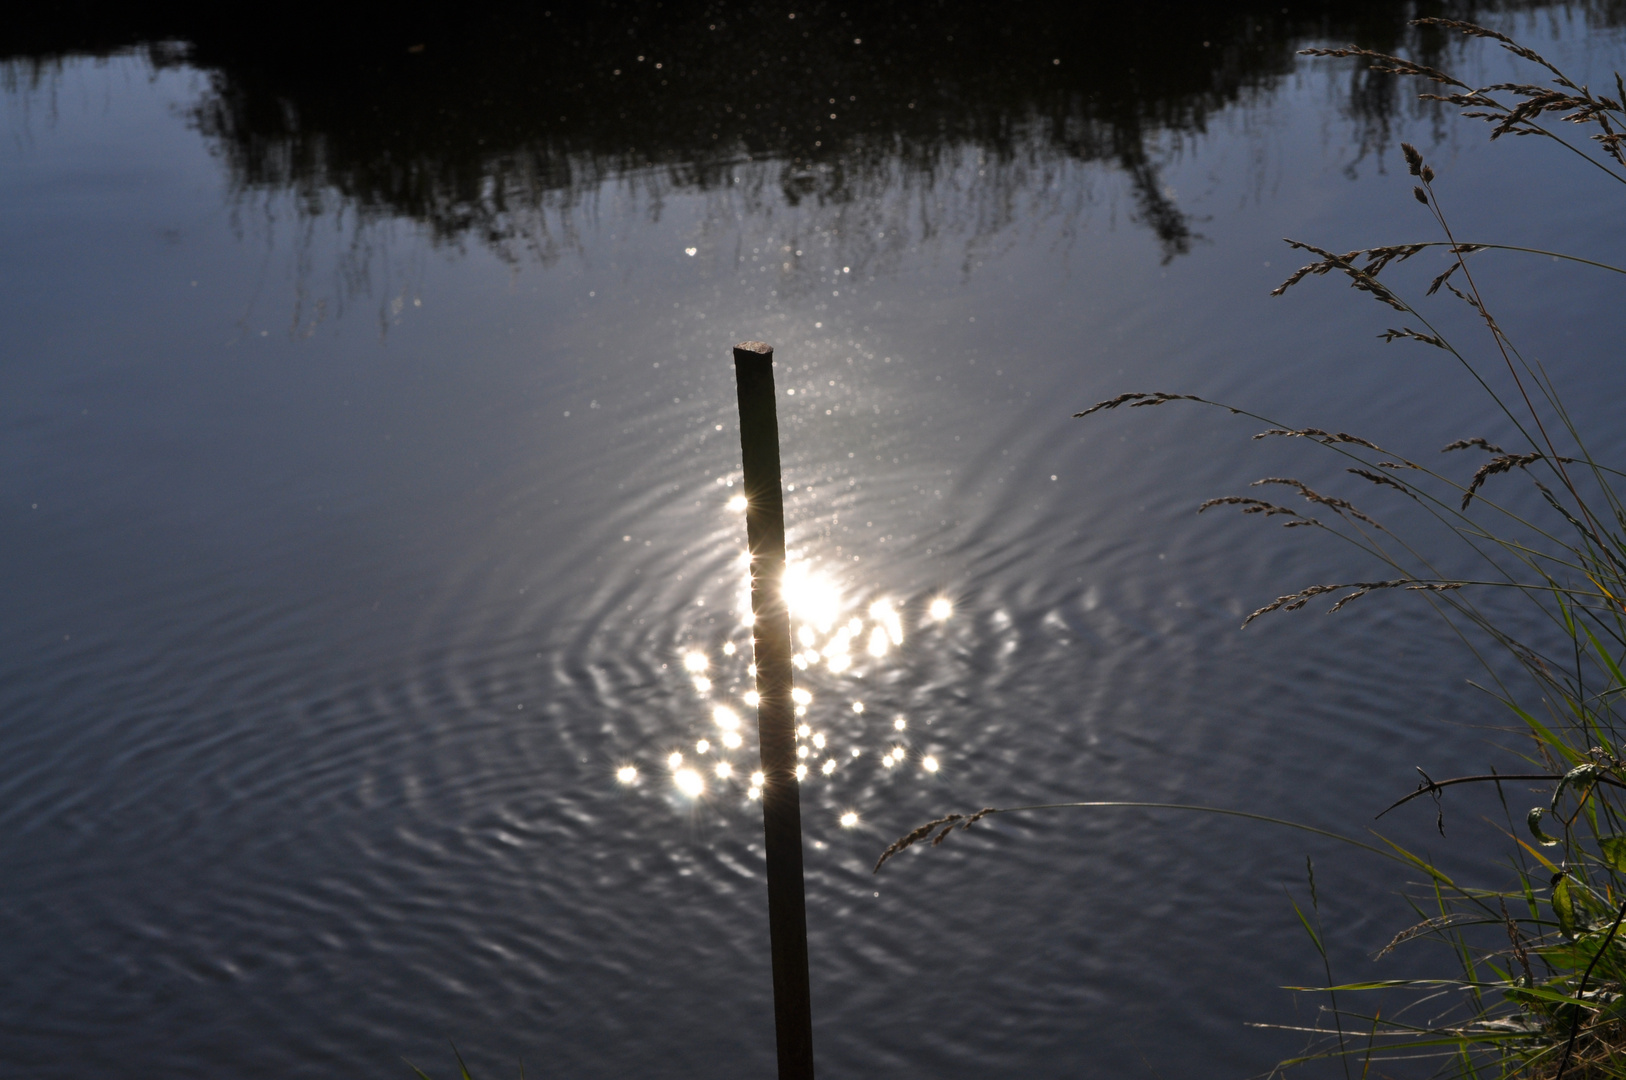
[732, 340, 816, 1080]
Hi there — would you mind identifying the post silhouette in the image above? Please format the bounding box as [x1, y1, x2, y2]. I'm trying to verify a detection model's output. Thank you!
[732, 340, 815, 1080]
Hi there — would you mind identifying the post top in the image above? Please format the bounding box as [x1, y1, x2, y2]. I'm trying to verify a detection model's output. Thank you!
[734, 340, 773, 355]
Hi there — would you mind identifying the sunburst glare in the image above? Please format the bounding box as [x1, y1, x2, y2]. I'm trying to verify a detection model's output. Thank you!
[674, 768, 704, 797]
[783, 562, 841, 632]
[626, 500, 968, 816]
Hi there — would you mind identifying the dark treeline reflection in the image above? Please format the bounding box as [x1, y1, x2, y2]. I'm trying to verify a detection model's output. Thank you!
[4, 1, 1621, 261]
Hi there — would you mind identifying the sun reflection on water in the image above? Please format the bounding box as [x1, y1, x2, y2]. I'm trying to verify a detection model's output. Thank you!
[782, 562, 841, 633]
[640, 496, 961, 809]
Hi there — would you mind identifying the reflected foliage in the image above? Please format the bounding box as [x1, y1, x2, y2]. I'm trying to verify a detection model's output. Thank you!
[4, 1, 1620, 259]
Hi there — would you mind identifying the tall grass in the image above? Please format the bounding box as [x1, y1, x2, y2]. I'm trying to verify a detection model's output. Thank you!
[405, 1044, 524, 1080]
[878, 18, 1626, 1078]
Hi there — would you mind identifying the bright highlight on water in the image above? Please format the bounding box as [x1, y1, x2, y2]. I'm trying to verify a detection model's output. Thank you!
[630, 495, 964, 818]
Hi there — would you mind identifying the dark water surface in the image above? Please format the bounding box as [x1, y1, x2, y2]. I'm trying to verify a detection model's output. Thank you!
[4, 4, 1626, 1077]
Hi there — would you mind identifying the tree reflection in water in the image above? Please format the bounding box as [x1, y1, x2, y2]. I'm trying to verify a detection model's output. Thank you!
[6, 0, 1592, 271]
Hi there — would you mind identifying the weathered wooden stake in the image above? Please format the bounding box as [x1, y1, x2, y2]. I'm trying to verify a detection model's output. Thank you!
[732, 340, 815, 1080]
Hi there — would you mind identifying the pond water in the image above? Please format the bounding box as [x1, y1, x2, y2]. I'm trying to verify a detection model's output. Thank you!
[4, 4, 1626, 1077]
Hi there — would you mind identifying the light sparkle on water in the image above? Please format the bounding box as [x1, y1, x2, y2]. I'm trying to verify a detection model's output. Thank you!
[626, 505, 961, 813]
[674, 768, 704, 797]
